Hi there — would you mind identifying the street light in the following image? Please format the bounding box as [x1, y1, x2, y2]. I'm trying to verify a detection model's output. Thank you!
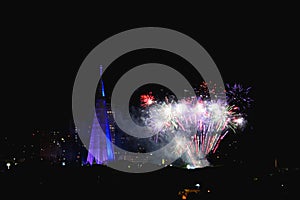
[6, 162, 11, 170]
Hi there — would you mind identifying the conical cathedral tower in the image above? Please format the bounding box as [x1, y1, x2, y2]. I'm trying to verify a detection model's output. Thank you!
[86, 65, 114, 165]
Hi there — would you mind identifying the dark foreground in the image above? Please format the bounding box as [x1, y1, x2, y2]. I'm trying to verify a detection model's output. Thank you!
[0, 162, 296, 199]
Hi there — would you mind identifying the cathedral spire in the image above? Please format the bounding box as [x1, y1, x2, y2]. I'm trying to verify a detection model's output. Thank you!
[86, 65, 114, 165]
[100, 65, 105, 97]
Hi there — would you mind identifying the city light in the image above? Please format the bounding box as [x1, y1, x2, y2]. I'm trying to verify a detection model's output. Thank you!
[6, 162, 11, 170]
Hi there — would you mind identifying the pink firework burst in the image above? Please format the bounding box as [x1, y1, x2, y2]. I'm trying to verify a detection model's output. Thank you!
[140, 92, 155, 107]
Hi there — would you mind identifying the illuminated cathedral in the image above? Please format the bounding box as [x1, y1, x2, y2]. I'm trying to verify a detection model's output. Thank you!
[86, 66, 115, 165]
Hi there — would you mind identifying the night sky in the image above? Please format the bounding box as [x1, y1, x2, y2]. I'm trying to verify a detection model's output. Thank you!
[2, 7, 299, 168]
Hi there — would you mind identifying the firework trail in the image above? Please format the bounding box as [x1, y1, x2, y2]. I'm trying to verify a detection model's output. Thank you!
[140, 83, 251, 168]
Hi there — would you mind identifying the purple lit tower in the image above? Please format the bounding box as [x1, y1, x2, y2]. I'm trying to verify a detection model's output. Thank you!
[86, 66, 114, 165]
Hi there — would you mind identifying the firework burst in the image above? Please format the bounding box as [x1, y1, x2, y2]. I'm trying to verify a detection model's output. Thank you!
[226, 83, 253, 111]
[140, 82, 251, 168]
[140, 92, 155, 107]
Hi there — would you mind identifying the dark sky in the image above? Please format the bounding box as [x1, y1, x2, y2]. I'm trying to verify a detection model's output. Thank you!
[2, 7, 299, 166]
